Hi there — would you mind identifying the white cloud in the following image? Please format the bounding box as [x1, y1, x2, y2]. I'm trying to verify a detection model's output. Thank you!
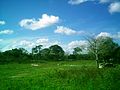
[112, 32, 120, 39]
[68, 0, 94, 5]
[0, 30, 14, 35]
[96, 32, 120, 39]
[36, 38, 60, 48]
[19, 40, 35, 48]
[3, 40, 35, 52]
[96, 32, 111, 38]
[68, 40, 88, 49]
[0, 21, 5, 25]
[64, 40, 88, 54]
[1, 38, 61, 52]
[109, 2, 120, 13]
[55, 26, 76, 35]
[116, 32, 120, 39]
[99, 0, 111, 3]
[19, 14, 59, 30]
[54, 26, 84, 35]
[0, 39, 3, 42]
[36, 38, 50, 47]
[68, 0, 120, 14]
[36, 38, 49, 44]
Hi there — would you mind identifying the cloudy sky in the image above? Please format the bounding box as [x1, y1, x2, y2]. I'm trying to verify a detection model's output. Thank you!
[0, 0, 120, 52]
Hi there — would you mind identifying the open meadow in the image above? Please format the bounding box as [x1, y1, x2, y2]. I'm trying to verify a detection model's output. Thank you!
[1, 0, 120, 90]
[0, 60, 120, 90]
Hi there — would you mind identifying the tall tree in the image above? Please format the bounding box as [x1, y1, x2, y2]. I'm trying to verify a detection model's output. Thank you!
[73, 47, 82, 55]
[87, 36, 118, 68]
[32, 45, 43, 60]
[113, 46, 120, 64]
[87, 37, 100, 68]
[73, 47, 82, 60]
[41, 48, 50, 60]
[32, 45, 43, 54]
[1, 48, 29, 63]
[49, 45, 65, 60]
[97, 37, 118, 63]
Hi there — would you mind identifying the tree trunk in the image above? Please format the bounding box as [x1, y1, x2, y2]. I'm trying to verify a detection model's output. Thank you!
[95, 53, 99, 68]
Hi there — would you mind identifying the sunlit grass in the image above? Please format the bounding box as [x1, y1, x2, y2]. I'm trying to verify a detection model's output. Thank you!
[0, 60, 120, 90]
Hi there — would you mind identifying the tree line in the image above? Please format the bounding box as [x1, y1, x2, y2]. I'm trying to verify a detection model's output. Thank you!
[0, 36, 120, 65]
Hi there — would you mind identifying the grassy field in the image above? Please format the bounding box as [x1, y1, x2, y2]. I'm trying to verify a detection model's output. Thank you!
[0, 60, 120, 90]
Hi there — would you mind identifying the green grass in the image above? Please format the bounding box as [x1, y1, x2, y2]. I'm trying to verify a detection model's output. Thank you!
[0, 60, 120, 90]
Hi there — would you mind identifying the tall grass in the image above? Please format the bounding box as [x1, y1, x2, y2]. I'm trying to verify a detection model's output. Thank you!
[0, 60, 120, 90]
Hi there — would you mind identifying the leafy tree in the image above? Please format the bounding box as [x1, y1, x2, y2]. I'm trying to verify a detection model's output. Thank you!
[113, 46, 120, 64]
[49, 45, 65, 60]
[32, 47, 37, 54]
[73, 47, 82, 60]
[68, 54, 76, 60]
[32, 45, 43, 60]
[97, 37, 118, 63]
[1, 48, 30, 63]
[0, 51, 4, 63]
[87, 36, 118, 68]
[41, 48, 50, 60]
[87, 37, 100, 68]
[32, 45, 43, 54]
[73, 47, 82, 55]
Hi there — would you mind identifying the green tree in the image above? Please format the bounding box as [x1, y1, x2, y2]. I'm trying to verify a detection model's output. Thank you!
[49, 45, 65, 60]
[73, 47, 82, 55]
[73, 47, 82, 60]
[88, 36, 118, 68]
[87, 37, 100, 68]
[32, 45, 43, 54]
[41, 48, 50, 60]
[112, 46, 120, 64]
[97, 37, 118, 63]
[32, 45, 43, 60]
[1, 48, 29, 63]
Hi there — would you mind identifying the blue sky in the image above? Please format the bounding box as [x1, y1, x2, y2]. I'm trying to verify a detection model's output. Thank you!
[0, 0, 120, 52]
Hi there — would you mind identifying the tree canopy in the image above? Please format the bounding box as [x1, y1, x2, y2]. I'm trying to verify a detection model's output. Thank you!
[88, 36, 119, 67]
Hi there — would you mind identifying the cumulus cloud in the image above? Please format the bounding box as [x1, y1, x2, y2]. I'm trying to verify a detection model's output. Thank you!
[16, 39, 50, 49]
[109, 2, 120, 13]
[68, 0, 94, 5]
[68, 0, 120, 14]
[64, 40, 88, 54]
[1, 38, 61, 52]
[36, 38, 60, 48]
[68, 40, 88, 49]
[19, 40, 35, 48]
[0, 30, 14, 35]
[96, 32, 111, 38]
[36, 38, 49, 44]
[112, 32, 120, 39]
[99, 0, 111, 3]
[36, 38, 49, 47]
[19, 14, 59, 30]
[0, 39, 3, 42]
[96, 32, 120, 39]
[3, 40, 35, 51]
[0, 21, 5, 25]
[55, 26, 76, 35]
[54, 26, 84, 35]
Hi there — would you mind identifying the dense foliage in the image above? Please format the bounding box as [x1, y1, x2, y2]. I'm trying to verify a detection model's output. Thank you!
[88, 36, 120, 67]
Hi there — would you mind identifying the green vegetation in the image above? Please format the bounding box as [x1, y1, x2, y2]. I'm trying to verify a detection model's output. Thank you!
[0, 36, 120, 89]
[0, 60, 120, 90]
[0, 36, 120, 66]
[0, 36, 120, 67]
